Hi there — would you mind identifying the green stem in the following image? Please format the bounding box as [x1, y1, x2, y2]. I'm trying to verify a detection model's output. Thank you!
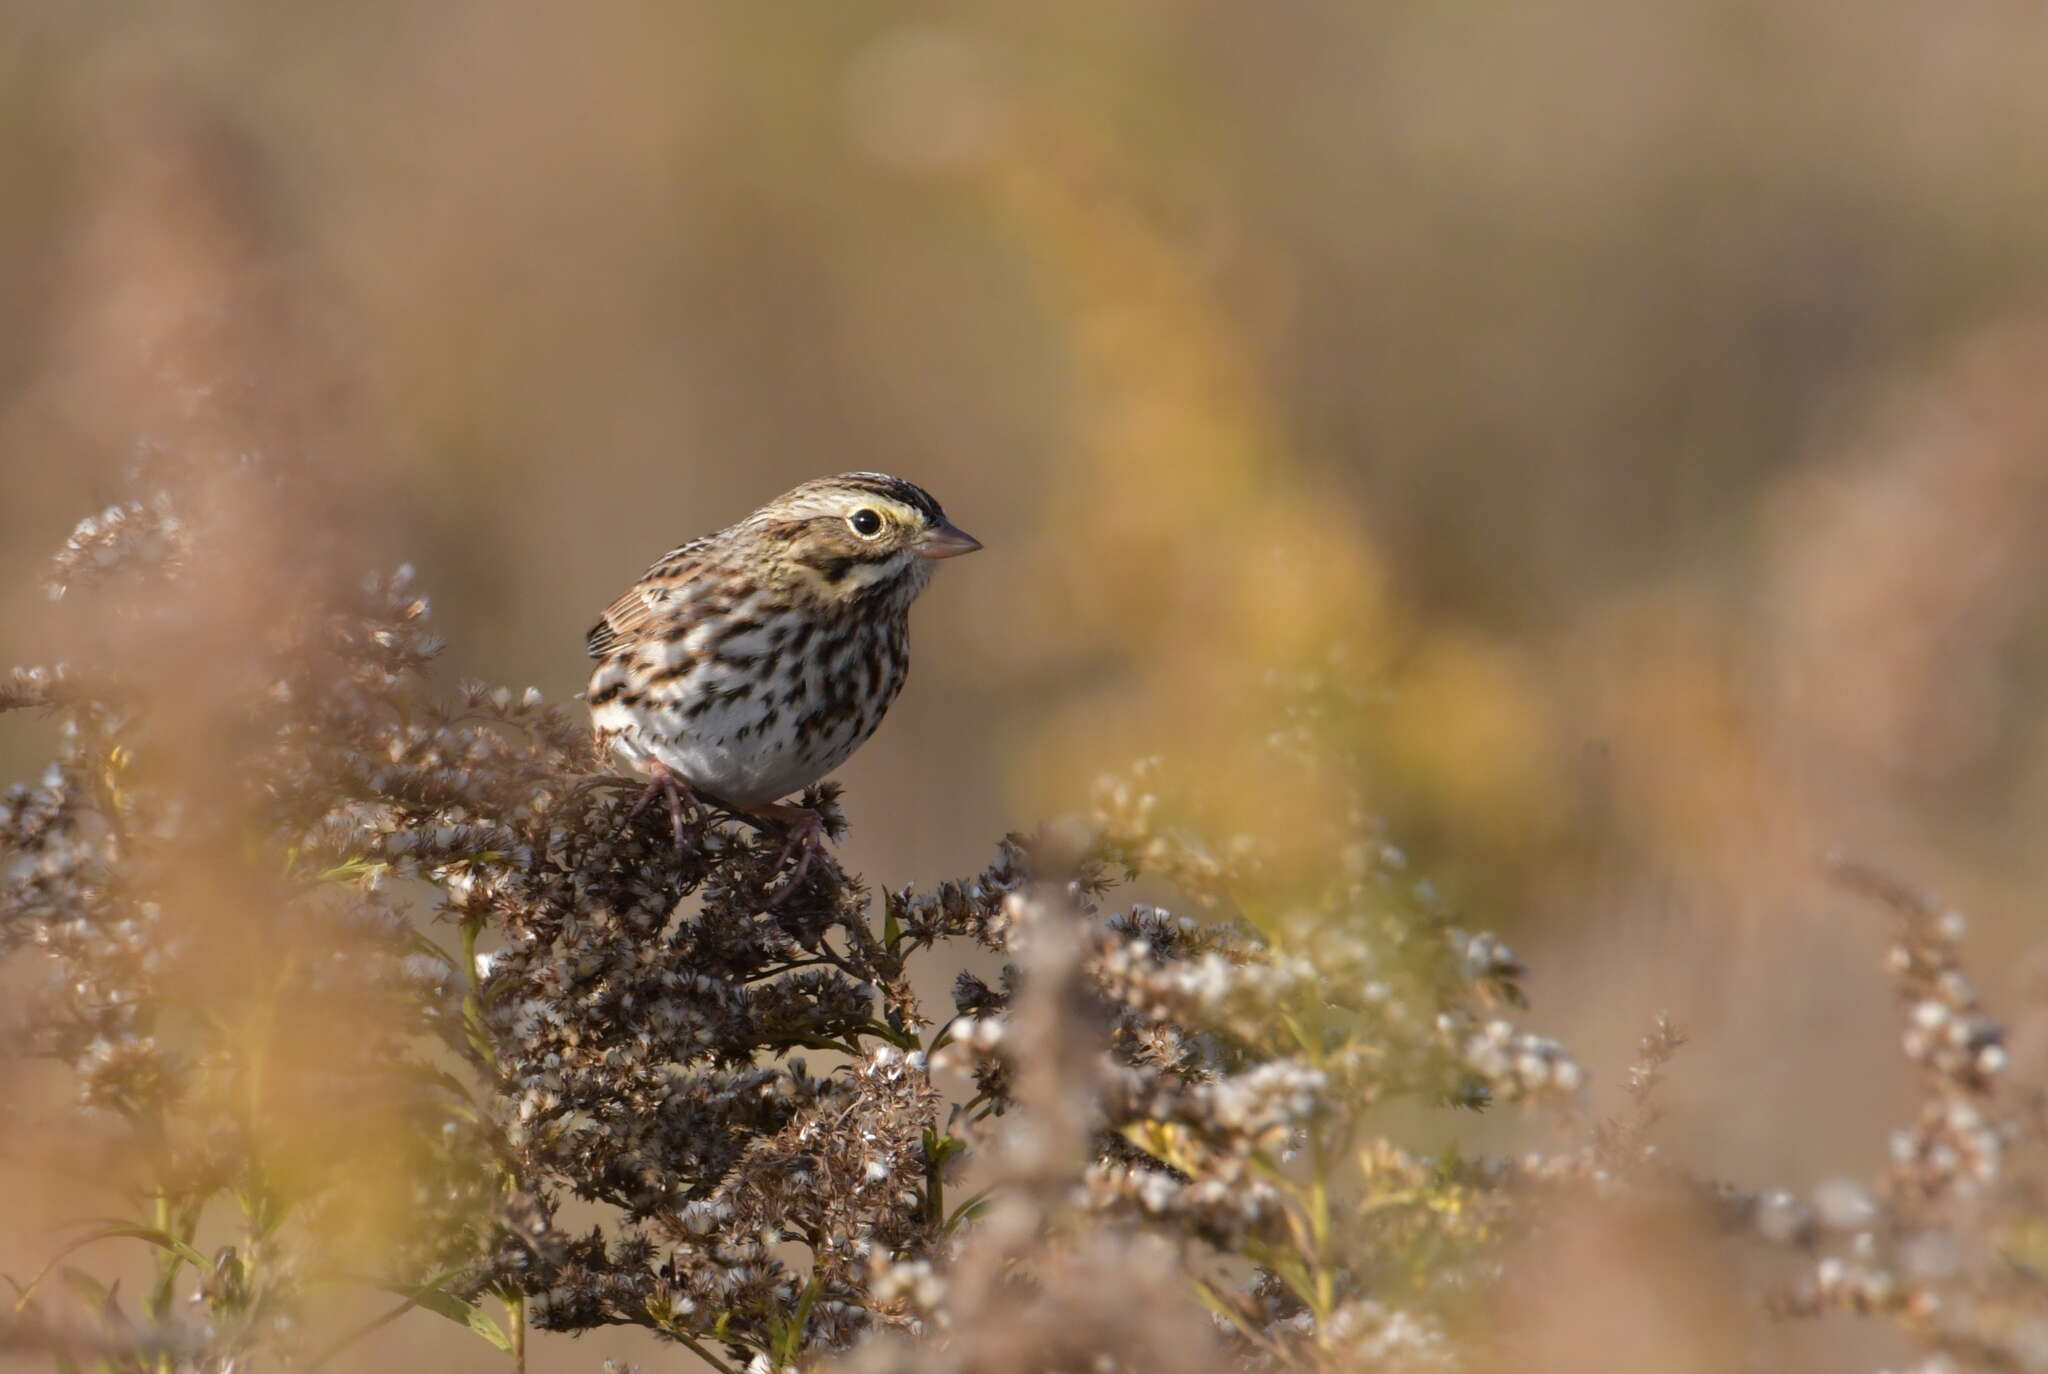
[925, 1013, 961, 1056]
[785, 1273, 822, 1362]
[461, 915, 496, 1069]
[467, 916, 531, 1374]
[1307, 1126, 1334, 1330]
[861, 1019, 920, 1051]
[674, 1332, 740, 1374]
[150, 1191, 174, 1374]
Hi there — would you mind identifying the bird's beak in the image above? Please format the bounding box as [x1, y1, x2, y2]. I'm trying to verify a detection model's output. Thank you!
[916, 520, 983, 560]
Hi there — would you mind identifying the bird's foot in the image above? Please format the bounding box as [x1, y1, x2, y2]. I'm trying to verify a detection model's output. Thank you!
[754, 803, 834, 907]
[621, 762, 704, 851]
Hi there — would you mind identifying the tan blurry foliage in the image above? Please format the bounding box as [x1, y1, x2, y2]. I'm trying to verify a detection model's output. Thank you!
[0, 86, 469, 1345]
[979, 112, 1567, 875]
[1765, 322, 2048, 807]
[1534, 315, 2048, 920]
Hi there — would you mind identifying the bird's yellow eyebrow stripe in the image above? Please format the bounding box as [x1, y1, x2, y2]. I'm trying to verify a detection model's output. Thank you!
[847, 497, 923, 526]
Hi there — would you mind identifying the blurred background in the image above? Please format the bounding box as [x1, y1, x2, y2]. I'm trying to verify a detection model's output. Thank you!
[7, 1, 2048, 1368]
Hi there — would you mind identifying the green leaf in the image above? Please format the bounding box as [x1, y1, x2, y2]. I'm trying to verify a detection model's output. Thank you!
[12, 1223, 211, 1313]
[944, 1189, 994, 1231]
[55, 1268, 113, 1310]
[780, 1273, 823, 1360]
[314, 856, 394, 884]
[1244, 1244, 1320, 1317]
[404, 929, 460, 967]
[58, 1268, 131, 1332]
[371, 1283, 513, 1353]
[385, 1057, 479, 1104]
[1190, 1276, 1263, 1347]
[91, 1224, 211, 1273]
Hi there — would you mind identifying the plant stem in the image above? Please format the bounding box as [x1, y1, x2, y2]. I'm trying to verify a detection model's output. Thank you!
[150, 1191, 178, 1374]
[461, 915, 491, 1066]
[467, 914, 529, 1374]
[507, 1292, 526, 1373]
[1307, 1126, 1334, 1331]
[675, 1331, 740, 1374]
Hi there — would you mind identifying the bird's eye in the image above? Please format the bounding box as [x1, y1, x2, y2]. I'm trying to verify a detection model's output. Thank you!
[848, 508, 884, 538]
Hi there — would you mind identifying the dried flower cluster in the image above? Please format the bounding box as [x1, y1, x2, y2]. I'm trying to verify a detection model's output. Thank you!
[10, 454, 2048, 1374]
[1746, 863, 2048, 1373]
[0, 445, 1597, 1374]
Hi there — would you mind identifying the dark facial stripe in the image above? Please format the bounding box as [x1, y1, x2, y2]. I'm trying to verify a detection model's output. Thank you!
[798, 543, 901, 585]
[833, 473, 944, 524]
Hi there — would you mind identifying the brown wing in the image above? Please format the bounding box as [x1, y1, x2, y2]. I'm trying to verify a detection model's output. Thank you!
[585, 538, 712, 659]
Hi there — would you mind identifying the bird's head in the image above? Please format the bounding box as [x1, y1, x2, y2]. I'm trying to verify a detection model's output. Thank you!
[748, 472, 981, 609]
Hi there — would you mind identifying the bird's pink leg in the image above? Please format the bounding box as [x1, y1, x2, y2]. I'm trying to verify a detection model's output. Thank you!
[753, 802, 831, 907]
[623, 761, 702, 849]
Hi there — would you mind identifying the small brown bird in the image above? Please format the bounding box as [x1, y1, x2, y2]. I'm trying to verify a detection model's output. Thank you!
[586, 472, 980, 875]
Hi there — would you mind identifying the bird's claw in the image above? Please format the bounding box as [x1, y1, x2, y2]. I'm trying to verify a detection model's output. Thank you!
[761, 807, 832, 908]
[622, 763, 703, 852]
